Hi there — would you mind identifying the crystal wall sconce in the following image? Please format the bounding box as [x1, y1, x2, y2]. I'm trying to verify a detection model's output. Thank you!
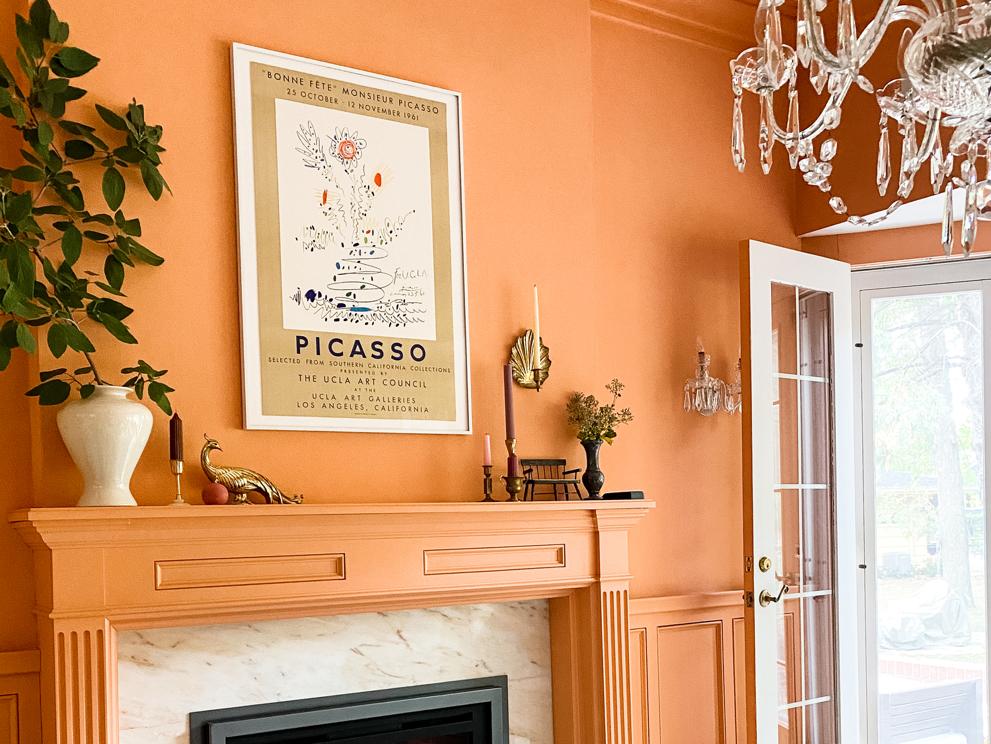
[724, 358, 742, 415]
[683, 340, 742, 417]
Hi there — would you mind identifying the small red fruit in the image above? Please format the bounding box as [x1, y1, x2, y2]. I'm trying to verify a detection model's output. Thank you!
[202, 483, 230, 505]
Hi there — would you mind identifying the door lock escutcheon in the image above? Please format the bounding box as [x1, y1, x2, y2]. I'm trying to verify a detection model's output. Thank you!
[758, 556, 772, 573]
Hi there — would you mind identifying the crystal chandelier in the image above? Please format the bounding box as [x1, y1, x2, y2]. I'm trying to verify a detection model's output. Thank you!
[731, 1, 991, 256]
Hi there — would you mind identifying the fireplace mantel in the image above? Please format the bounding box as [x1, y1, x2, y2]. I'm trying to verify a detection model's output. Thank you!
[12, 500, 652, 744]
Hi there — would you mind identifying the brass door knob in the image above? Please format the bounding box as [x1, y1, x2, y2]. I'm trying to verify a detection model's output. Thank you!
[758, 583, 789, 607]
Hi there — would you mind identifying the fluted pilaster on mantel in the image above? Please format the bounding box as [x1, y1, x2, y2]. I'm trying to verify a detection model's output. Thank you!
[600, 584, 633, 743]
[36, 616, 116, 744]
[12, 500, 653, 744]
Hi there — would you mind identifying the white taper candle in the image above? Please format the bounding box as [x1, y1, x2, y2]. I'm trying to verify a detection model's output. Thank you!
[533, 284, 541, 356]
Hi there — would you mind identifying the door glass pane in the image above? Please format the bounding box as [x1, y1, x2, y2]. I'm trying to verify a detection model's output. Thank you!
[800, 290, 832, 380]
[870, 290, 987, 743]
[806, 700, 836, 744]
[777, 490, 802, 588]
[779, 593, 803, 706]
[776, 379, 800, 486]
[802, 487, 834, 593]
[801, 380, 832, 486]
[804, 594, 836, 700]
[781, 705, 802, 744]
[771, 282, 839, 742]
[774, 283, 799, 376]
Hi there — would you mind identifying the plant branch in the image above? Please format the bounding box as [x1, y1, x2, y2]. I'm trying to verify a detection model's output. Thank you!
[80, 347, 103, 385]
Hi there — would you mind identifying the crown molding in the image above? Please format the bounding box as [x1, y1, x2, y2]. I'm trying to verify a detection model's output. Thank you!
[591, 0, 790, 54]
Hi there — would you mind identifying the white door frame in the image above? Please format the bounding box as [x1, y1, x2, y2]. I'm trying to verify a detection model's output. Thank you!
[852, 255, 991, 744]
[742, 240, 860, 743]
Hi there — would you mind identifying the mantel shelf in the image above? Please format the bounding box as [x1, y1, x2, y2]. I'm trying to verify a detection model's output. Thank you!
[10, 499, 654, 523]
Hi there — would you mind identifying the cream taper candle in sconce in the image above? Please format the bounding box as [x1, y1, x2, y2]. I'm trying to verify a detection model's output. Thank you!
[508, 284, 551, 390]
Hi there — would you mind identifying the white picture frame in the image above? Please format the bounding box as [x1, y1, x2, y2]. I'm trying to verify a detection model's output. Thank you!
[231, 44, 470, 434]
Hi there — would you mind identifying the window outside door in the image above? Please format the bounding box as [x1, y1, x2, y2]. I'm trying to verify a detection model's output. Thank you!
[855, 258, 991, 744]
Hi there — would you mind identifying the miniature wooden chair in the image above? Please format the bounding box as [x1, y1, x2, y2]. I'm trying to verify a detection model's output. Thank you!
[521, 459, 583, 501]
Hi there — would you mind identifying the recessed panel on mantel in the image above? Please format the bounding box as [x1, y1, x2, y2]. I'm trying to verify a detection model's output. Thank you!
[423, 544, 566, 575]
[154, 553, 346, 591]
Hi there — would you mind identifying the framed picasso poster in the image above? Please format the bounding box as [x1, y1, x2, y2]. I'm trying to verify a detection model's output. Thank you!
[231, 44, 470, 434]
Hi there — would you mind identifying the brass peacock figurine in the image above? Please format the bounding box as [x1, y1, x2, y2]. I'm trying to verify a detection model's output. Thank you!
[200, 435, 302, 504]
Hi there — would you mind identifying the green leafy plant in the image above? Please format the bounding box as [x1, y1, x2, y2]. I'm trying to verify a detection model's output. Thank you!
[566, 378, 634, 444]
[0, 0, 173, 413]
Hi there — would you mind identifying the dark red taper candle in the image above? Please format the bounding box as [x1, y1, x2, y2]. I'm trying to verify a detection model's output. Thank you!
[169, 412, 183, 461]
[503, 363, 516, 440]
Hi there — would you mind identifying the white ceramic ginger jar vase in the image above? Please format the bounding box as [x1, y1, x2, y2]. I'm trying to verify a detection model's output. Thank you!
[56, 385, 152, 506]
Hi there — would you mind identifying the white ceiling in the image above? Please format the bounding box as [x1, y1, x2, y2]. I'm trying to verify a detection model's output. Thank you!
[801, 189, 965, 237]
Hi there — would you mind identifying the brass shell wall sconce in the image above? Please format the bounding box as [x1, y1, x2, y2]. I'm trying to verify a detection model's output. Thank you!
[510, 329, 551, 391]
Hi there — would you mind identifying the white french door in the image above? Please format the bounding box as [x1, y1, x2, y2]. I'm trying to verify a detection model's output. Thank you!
[742, 240, 861, 744]
[854, 257, 991, 744]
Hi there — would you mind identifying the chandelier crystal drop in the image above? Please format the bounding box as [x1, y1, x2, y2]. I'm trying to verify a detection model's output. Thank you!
[731, 0, 991, 256]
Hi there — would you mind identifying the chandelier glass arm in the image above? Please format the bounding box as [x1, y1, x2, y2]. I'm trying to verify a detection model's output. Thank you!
[801, 0, 919, 72]
[770, 81, 852, 143]
[785, 1, 935, 147]
[891, 4, 939, 24]
[801, 0, 844, 70]
[911, 109, 943, 170]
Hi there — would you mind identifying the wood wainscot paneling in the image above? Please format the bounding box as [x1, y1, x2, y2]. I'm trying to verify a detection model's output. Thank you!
[629, 591, 745, 744]
[0, 651, 41, 744]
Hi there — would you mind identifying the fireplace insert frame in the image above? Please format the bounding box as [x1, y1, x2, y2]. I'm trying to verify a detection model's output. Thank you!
[188, 676, 509, 744]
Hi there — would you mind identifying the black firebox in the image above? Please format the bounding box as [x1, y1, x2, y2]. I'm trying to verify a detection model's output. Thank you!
[188, 676, 509, 744]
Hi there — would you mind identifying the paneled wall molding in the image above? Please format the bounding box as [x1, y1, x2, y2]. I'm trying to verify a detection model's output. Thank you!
[631, 589, 744, 615]
[0, 652, 39, 678]
[12, 501, 652, 744]
[0, 650, 41, 744]
[629, 590, 746, 744]
[590, 0, 767, 53]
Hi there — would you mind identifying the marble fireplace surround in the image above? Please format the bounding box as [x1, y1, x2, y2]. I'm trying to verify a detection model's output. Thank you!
[11, 500, 652, 744]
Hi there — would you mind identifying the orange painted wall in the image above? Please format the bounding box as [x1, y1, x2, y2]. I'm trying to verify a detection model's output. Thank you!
[0, 0, 797, 652]
[0, 0, 38, 653]
[589, 13, 797, 597]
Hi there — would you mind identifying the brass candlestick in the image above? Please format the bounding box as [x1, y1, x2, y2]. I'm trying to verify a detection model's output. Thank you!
[170, 459, 188, 506]
[503, 437, 524, 502]
[501, 474, 525, 501]
[481, 464, 496, 502]
[509, 329, 551, 390]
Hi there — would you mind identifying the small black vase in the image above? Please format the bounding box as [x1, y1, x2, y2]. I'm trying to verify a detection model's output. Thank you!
[581, 439, 605, 499]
